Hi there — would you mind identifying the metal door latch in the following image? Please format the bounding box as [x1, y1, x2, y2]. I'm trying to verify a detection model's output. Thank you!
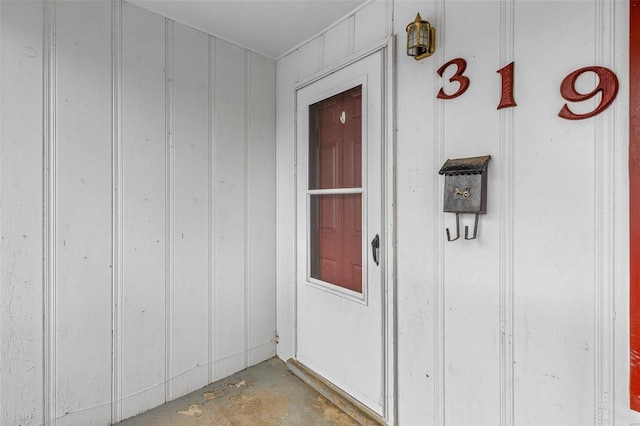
[371, 234, 380, 266]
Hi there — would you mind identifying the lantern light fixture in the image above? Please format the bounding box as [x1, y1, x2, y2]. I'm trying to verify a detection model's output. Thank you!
[406, 13, 436, 60]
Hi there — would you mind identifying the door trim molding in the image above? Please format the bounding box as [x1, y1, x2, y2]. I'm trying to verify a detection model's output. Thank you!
[382, 36, 397, 426]
[293, 37, 396, 425]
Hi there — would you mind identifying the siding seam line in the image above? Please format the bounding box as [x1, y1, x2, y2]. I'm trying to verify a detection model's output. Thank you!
[245, 50, 251, 369]
[164, 18, 175, 403]
[499, 1, 515, 425]
[111, 0, 124, 421]
[432, 1, 445, 424]
[349, 15, 355, 57]
[593, 0, 616, 423]
[208, 35, 216, 384]
[43, 2, 57, 424]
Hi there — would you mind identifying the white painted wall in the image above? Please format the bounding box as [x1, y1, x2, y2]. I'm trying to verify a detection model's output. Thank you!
[276, 0, 636, 424]
[0, 1, 276, 425]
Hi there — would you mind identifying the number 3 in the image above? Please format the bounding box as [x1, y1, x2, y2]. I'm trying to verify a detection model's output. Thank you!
[558, 66, 619, 120]
[437, 58, 470, 100]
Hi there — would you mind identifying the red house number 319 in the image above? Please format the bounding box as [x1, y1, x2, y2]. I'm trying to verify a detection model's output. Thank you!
[436, 58, 620, 120]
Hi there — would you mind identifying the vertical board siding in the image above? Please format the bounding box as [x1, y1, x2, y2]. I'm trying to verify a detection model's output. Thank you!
[247, 52, 277, 365]
[208, 36, 217, 384]
[214, 38, 248, 380]
[498, 1, 515, 424]
[392, 3, 437, 425]
[0, 2, 45, 425]
[275, 51, 298, 362]
[55, 2, 113, 424]
[353, 0, 388, 53]
[121, 3, 167, 418]
[0, 2, 276, 425]
[431, 2, 445, 424]
[442, 3, 502, 425]
[593, 0, 616, 422]
[513, 3, 595, 425]
[442, 2, 502, 424]
[323, 17, 354, 68]
[112, 0, 124, 422]
[43, 2, 57, 423]
[172, 22, 210, 397]
[164, 18, 175, 403]
[297, 37, 323, 83]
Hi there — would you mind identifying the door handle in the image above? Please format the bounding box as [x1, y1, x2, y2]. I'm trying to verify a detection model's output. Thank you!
[371, 234, 380, 266]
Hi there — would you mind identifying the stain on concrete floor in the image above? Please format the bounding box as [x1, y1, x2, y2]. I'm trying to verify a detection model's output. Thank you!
[116, 357, 358, 425]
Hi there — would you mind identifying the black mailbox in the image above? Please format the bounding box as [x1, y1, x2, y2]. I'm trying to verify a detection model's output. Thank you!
[438, 155, 491, 241]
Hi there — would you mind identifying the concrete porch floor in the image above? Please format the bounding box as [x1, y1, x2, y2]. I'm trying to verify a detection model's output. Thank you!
[115, 357, 359, 425]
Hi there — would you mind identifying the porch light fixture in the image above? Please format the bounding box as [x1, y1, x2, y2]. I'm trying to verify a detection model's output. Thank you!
[406, 13, 435, 60]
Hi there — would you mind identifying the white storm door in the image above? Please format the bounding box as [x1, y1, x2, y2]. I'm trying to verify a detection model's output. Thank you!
[295, 50, 384, 416]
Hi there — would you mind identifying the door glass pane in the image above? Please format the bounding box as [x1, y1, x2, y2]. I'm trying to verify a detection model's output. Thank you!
[310, 194, 362, 293]
[309, 85, 362, 190]
[308, 85, 363, 293]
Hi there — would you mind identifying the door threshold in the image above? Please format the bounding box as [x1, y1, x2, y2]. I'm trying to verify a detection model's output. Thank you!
[286, 358, 386, 426]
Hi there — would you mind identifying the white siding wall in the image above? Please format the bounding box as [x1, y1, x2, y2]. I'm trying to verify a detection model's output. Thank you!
[0, 3, 46, 425]
[55, 3, 114, 424]
[276, 0, 635, 424]
[0, 2, 276, 425]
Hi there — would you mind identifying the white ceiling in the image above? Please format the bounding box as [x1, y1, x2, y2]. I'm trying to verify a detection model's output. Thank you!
[128, 0, 367, 59]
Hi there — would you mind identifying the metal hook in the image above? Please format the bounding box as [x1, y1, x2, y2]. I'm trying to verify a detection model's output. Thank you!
[446, 213, 460, 241]
[464, 213, 480, 240]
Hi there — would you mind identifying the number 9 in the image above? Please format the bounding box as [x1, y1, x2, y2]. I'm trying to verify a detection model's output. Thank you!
[558, 66, 619, 120]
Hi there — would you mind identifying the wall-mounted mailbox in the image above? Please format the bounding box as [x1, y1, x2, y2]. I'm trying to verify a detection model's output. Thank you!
[438, 155, 491, 241]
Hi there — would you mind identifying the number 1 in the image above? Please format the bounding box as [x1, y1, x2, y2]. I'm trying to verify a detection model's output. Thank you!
[497, 62, 517, 109]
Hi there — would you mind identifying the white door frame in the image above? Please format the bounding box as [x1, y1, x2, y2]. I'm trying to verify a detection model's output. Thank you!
[293, 36, 396, 424]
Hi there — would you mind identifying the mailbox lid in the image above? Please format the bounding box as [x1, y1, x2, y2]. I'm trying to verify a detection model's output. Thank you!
[439, 155, 491, 176]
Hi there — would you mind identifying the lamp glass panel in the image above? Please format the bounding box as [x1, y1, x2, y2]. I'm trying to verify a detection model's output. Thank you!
[408, 27, 417, 45]
[418, 26, 429, 47]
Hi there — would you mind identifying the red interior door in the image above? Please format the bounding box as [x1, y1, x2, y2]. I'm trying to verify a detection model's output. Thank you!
[309, 86, 363, 293]
[631, 0, 640, 412]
